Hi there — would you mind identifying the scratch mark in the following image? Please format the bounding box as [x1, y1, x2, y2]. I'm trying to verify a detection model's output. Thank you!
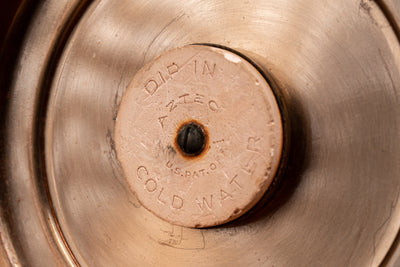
[142, 12, 186, 63]
[359, 0, 379, 26]
[379, 49, 399, 101]
[155, 226, 206, 250]
[372, 191, 399, 259]
[112, 75, 125, 121]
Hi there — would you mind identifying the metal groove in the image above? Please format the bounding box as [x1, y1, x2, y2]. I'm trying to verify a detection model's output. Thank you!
[33, 1, 95, 266]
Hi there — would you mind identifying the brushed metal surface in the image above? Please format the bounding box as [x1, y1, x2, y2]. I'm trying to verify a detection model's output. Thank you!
[2, 0, 400, 266]
[1, 1, 91, 266]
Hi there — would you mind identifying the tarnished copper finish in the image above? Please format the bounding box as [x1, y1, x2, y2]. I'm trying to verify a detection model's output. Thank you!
[2, 0, 400, 266]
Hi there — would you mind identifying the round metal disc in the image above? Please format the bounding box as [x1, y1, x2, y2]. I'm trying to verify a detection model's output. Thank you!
[2, 0, 400, 266]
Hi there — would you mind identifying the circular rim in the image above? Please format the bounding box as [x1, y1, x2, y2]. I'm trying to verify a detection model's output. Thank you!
[2, 0, 400, 266]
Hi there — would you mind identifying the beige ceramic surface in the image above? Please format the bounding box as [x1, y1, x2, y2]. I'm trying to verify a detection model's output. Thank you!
[115, 45, 283, 227]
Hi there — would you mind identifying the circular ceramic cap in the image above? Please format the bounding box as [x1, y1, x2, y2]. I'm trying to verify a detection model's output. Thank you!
[115, 45, 283, 228]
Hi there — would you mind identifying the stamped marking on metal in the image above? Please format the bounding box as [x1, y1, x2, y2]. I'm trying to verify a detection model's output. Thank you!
[115, 45, 283, 227]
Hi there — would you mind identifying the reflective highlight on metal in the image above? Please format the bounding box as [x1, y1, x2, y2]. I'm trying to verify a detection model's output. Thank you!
[2, 0, 400, 266]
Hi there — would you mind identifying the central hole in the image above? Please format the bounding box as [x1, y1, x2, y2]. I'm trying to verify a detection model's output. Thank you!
[176, 121, 206, 157]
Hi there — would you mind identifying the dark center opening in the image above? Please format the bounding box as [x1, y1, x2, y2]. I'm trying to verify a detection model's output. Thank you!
[176, 121, 206, 157]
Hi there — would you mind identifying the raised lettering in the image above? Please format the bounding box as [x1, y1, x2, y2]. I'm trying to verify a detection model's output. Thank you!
[220, 189, 233, 201]
[208, 100, 220, 111]
[167, 63, 179, 75]
[166, 160, 173, 168]
[137, 166, 149, 180]
[144, 178, 157, 192]
[158, 115, 168, 128]
[166, 100, 178, 112]
[157, 187, 167, 204]
[242, 154, 257, 174]
[202, 61, 216, 77]
[210, 163, 217, 170]
[174, 167, 181, 175]
[247, 136, 261, 152]
[178, 93, 190, 104]
[196, 195, 213, 211]
[229, 174, 242, 189]
[172, 195, 184, 209]
[158, 71, 166, 83]
[194, 93, 205, 104]
[144, 80, 158, 95]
